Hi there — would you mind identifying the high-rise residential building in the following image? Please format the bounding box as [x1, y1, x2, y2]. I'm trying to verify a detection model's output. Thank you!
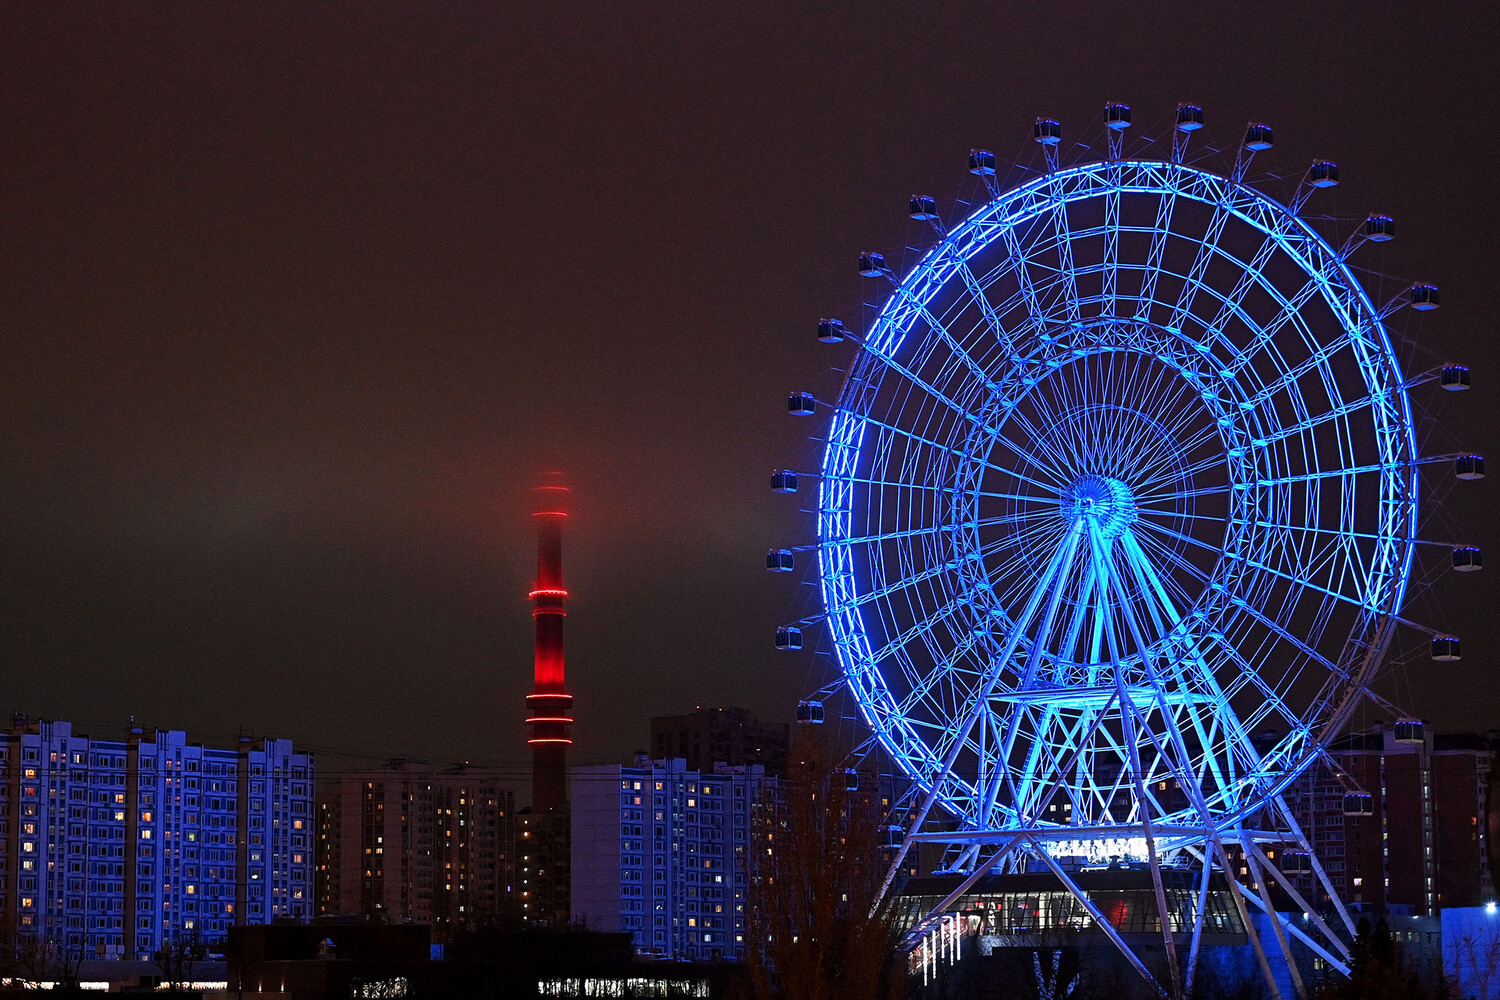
[570, 758, 774, 961]
[316, 761, 517, 936]
[0, 716, 314, 960]
[650, 707, 789, 776]
[1283, 725, 1497, 915]
[517, 806, 570, 929]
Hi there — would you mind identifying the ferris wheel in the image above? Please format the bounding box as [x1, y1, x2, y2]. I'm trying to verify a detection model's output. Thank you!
[773, 103, 1480, 998]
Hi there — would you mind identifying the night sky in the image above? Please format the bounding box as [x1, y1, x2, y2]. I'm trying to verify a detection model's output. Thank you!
[1, 5, 1496, 778]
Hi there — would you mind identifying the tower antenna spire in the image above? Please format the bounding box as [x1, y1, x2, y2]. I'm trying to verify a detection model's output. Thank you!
[527, 473, 573, 813]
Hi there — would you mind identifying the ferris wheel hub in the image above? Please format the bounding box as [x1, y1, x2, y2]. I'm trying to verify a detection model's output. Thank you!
[1061, 474, 1138, 539]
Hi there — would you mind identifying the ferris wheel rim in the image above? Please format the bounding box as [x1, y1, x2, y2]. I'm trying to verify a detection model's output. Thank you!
[817, 156, 1420, 831]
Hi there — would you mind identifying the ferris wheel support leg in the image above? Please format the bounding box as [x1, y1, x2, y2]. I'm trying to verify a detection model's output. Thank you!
[873, 522, 1085, 909]
[1183, 845, 1216, 998]
[1089, 526, 1185, 1000]
[1238, 827, 1310, 999]
[899, 837, 1023, 949]
[1241, 838, 1352, 972]
[1269, 790, 1360, 943]
[1209, 838, 1286, 1000]
[1028, 837, 1168, 997]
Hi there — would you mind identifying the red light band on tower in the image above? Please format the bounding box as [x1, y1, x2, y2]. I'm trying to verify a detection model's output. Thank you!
[526, 476, 573, 814]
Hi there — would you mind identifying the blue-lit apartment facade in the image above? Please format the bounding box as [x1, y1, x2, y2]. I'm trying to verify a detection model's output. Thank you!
[0, 717, 314, 960]
[571, 759, 774, 962]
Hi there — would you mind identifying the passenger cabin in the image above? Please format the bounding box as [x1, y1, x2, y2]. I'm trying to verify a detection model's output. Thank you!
[1243, 123, 1274, 150]
[1431, 635, 1462, 661]
[1410, 284, 1441, 310]
[1281, 852, 1313, 874]
[1393, 719, 1425, 744]
[1440, 365, 1471, 391]
[1452, 546, 1482, 572]
[1364, 214, 1395, 241]
[1308, 161, 1340, 188]
[1455, 455, 1485, 481]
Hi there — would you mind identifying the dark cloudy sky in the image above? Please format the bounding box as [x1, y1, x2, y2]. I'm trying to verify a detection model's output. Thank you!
[1, 4, 1495, 777]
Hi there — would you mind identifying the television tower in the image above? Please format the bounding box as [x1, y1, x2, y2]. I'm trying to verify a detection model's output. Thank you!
[526, 476, 572, 813]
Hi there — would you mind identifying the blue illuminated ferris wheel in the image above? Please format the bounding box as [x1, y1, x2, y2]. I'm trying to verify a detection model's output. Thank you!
[776, 104, 1480, 996]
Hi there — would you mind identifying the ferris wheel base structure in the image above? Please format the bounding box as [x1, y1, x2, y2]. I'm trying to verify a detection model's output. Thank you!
[776, 103, 1481, 1000]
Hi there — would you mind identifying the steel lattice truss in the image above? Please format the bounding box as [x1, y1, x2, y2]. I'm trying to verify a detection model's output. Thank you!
[811, 148, 1430, 997]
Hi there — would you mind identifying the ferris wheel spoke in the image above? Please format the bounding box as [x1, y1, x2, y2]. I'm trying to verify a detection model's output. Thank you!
[858, 411, 1066, 493]
[1164, 204, 1233, 333]
[1132, 187, 1181, 321]
[1253, 463, 1392, 488]
[997, 221, 1051, 340]
[989, 404, 1080, 484]
[856, 343, 1004, 452]
[1046, 185, 1084, 324]
[823, 551, 956, 616]
[1135, 416, 1222, 483]
[986, 430, 1076, 489]
[950, 252, 1014, 352]
[890, 283, 1015, 398]
[1134, 482, 1229, 507]
[1221, 270, 1334, 381]
[1240, 331, 1357, 411]
[1128, 529, 1222, 613]
[1227, 552, 1372, 617]
[1232, 516, 1393, 551]
[830, 520, 963, 551]
[1201, 222, 1287, 346]
[1102, 181, 1121, 310]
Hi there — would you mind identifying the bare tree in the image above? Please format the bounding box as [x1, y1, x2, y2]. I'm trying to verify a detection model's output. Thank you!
[152, 929, 205, 993]
[1444, 918, 1500, 1000]
[739, 760, 904, 1000]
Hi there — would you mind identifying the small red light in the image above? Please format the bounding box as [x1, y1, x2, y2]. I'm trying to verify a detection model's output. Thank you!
[529, 588, 569, 598]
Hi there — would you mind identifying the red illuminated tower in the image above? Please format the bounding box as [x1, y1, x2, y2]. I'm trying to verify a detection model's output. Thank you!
[526, 477, 573, 814]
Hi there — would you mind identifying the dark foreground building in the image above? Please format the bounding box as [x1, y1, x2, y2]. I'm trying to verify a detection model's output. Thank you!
[228, 921, 733, 998]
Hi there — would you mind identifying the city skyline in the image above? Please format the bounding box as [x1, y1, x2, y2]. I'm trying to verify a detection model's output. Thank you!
[1, 6, 1495, 772]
